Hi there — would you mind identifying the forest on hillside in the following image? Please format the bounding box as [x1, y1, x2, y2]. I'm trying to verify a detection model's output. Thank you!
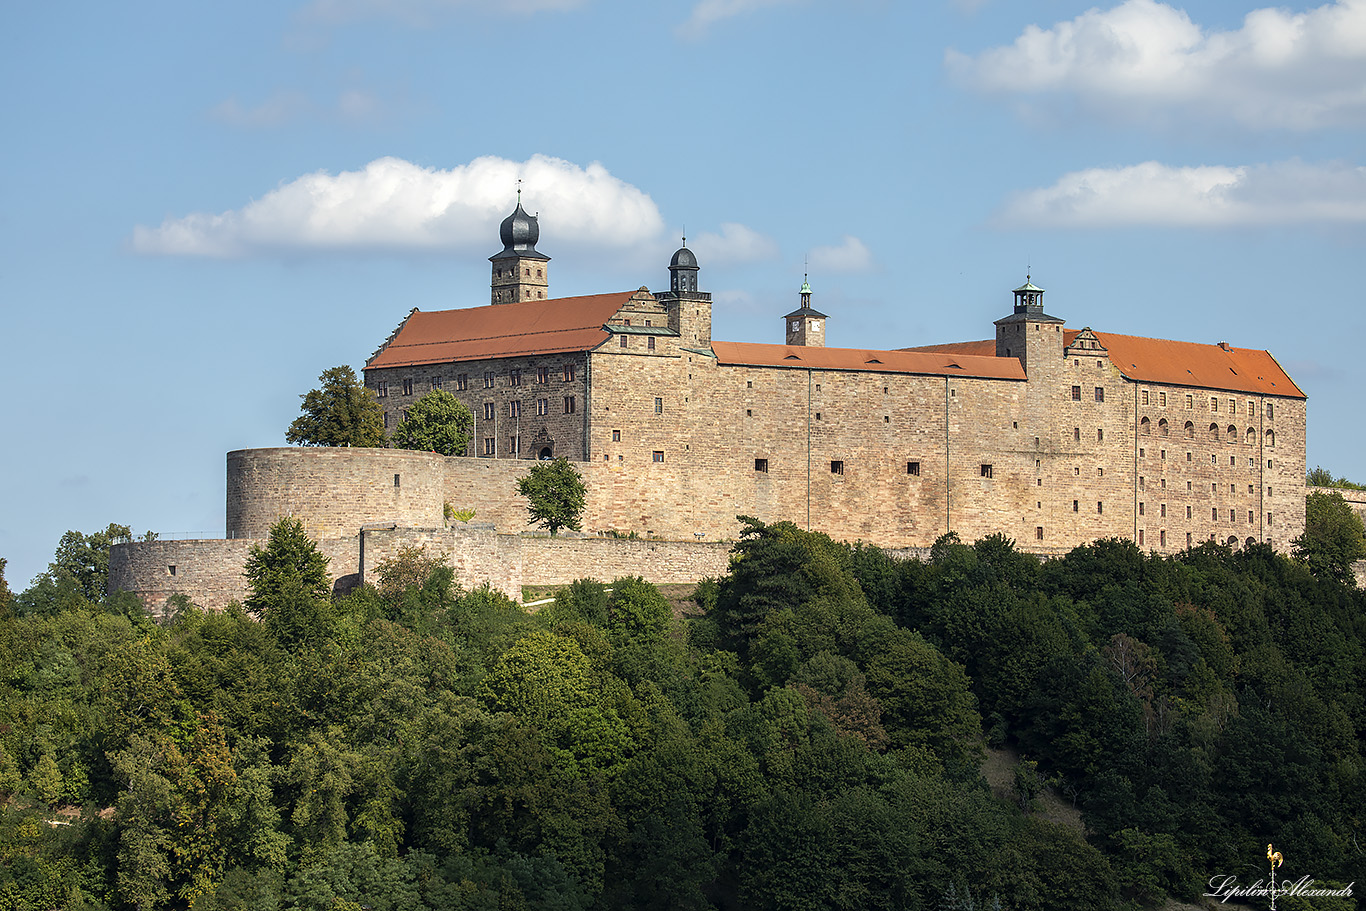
[0, 518, 1363, 910]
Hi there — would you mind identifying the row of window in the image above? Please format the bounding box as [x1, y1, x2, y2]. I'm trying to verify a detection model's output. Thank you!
[1139, 389, 1276, 418]
[619, 335, 657, 350]
[375, 364, 577, 398]
[473, 397, 577, 420]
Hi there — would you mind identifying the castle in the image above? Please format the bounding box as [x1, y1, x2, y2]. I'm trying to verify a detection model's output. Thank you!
[110, 200, 1308, 614]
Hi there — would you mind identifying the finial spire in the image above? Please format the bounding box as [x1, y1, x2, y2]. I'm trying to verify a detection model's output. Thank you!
[516, 178, 522, 205]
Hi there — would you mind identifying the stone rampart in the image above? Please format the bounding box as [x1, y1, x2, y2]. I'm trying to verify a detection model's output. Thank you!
[109, 538, 260, 619]
[520, 536, 732, 587]
[228, 448, 447, 540]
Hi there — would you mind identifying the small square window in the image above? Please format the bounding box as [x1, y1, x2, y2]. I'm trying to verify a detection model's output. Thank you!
[980, 464, 993, 479]
[612, 429, 621, 442]
[431, 376, 442, 390]
[831, 460, 845, 475]
[907, 461, 921, 476]
[747, 381, 753, 388]
[1071, 385, 1081, 401]
[168, 564, 176, 577]
[755, 458, 769, 472]
[653, 451, 665, 463]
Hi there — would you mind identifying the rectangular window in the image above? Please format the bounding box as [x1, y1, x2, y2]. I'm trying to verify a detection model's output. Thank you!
[563, 363, 575, 382]
[509, 400, 521, 418]
[1186, 394, 1193, 409]
[1229, 398, 1236, 413]
[1097, 428, 1104, 442]
[510, 435, 520, 454]
[484, 438, 495, 455]
[1268, 512, 1273, 525]
[1248, 510, 1254, 523]
[1140, 476, 1145, 489]
[536, 398, 548, 416]
[654, 397, 663, 414]
[431, 376, 442, 390]
[1160, 504, 1167, 517]
[1074, 427, 1081, 442]
[1210, 397, 1218, 412]
[1139, 502, 1145, 516]
[403, 379, 413, 396]
[564, 396, 576, 413]
[1230, 509, 1236, 522]
[1160, 530, 1166, 546]
[1187, 532, 1192, 547]
[1071, 385, 1081, 401]
[1213, 508, 1219, 520]
[980, 464, 993, 479]
[483, 402, 494, 421]
[755, 458, 769, 472]
[1095, 387, 1104, 402]
[653, 451, 665, 463]
[1036, 527, 1044, 541]
[1073, 500, 1079, 512]
[1187, 506, 1192, 519]
[484, 372, 495, 389]
[1247, 400, 1254, 415]
[1160, 450, 1166, 460]
[1160, 392, 1166, 406]
[1139, 530, 1144, 546]
[831, 460, 845, 475]
[612, 429, 621, 442]
[456, 374, 468, 391]
[1098, 501, 1104, 514]
[648, 336, 656, 351]
[510, 368, 521, 386]
[907, 461, 921, 476]
[620, 335, 629, 348]
[394, 474, 400, 488]
[376, 381, 388, 398]
[537, 367, 549, 384]
[1142, 390, 1149, 405]
[1266, 402, 1274, 418]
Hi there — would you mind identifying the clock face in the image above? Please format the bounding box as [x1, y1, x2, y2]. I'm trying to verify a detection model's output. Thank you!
[791, 321, 799, 332]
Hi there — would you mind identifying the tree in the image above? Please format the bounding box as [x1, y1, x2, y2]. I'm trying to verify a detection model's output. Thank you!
[0, 556, 11, 615]
[390, 389, 473, 456]
[286, 366, 385, 448]
[18, 522, 138, 613]
[1293, 490, 1366, 585]
[243, 517, 332, 643]
[517, 458, 586, 534]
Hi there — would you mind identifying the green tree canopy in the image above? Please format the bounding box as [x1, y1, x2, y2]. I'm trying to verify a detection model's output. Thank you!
[286, 366, 385, 448]
[390, 389, 473, 456]
[517, 458, 586, 534]
[243, 517, 333, 644]
[1293, 489, 1366, 585]
[0, 556, 11, 615]
[1306, 465, 1366, 491]
[17, 522, 140, 615]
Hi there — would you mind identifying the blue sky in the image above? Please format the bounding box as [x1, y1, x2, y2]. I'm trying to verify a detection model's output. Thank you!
[4, 0, 1365, 588]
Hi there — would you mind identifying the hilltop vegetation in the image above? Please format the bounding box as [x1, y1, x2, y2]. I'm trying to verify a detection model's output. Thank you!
[1, 519, 1363, 910]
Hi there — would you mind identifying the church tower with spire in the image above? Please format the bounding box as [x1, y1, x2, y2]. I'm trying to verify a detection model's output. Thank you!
[489, 193, 550, 304]
[784, 276, 827, 347]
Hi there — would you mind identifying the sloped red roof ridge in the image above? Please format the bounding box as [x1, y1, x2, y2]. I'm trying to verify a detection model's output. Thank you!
[1071, 330, 1306, 399]
[712, 341, 1027, 380]
[366, 291, 636, 369]
[899, 339, 998, 357]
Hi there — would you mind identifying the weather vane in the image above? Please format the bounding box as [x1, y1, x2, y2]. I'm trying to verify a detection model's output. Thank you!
[1267, 844, 1284, 910]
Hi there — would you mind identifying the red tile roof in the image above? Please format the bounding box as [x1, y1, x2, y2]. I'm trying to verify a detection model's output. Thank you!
[1073, 330, 1305, 399]
[711, 341, 1027, 380]
[366, 292, 634, 369]
[899, 339, 998, 357]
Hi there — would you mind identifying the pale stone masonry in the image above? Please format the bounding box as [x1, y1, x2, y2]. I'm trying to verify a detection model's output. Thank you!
[109, 201, 1311, 613]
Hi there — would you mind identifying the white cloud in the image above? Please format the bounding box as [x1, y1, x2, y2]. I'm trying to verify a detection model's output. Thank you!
[808, 235, 872, 272]
[301, 0, 586, 27]
[689, 222, 780, 266]
[677, 0, 803, 39]
[994, 159, 1366, 228]
[947, 0, 1366, 129]
[132, 155, 665, 258]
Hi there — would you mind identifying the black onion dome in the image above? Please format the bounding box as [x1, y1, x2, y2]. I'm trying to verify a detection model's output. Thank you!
[491, 202, 548, 260]
[670, 245, 698, 270]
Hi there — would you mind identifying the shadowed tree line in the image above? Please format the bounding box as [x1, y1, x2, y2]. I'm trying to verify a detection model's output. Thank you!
[1, 515, 1363, 910]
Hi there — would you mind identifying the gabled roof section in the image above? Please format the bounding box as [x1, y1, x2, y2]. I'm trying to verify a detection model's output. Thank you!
[898, 339, 997, 357]
[365, 292, 636, 369]
[712, 341, 1026, 380]
[1072, 330, 1305, 399]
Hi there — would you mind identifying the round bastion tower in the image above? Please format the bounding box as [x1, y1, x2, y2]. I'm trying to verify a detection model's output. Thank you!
[489, 193, 550, 304]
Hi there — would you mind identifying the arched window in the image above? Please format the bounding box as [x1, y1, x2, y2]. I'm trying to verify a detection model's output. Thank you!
[1227, 425, 1237, 443]
[1266, 429, 1275, 447]
[1140, 416, 1151, 435]
[1246, 427, 1256, 445]
[1246, 537, 1256, 549]
[1227, 535, 1239, 548]
[1184, 421, 1194, 439]
[1209, 423, 1219, 441]
[1158, 418, 1169, 437]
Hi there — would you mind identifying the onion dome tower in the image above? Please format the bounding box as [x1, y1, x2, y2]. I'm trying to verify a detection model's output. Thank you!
[658, 238, 712, 348]
[669, 243, 699, 293]
[489, 192, 550, 304]
[784, 275, 827, 347]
